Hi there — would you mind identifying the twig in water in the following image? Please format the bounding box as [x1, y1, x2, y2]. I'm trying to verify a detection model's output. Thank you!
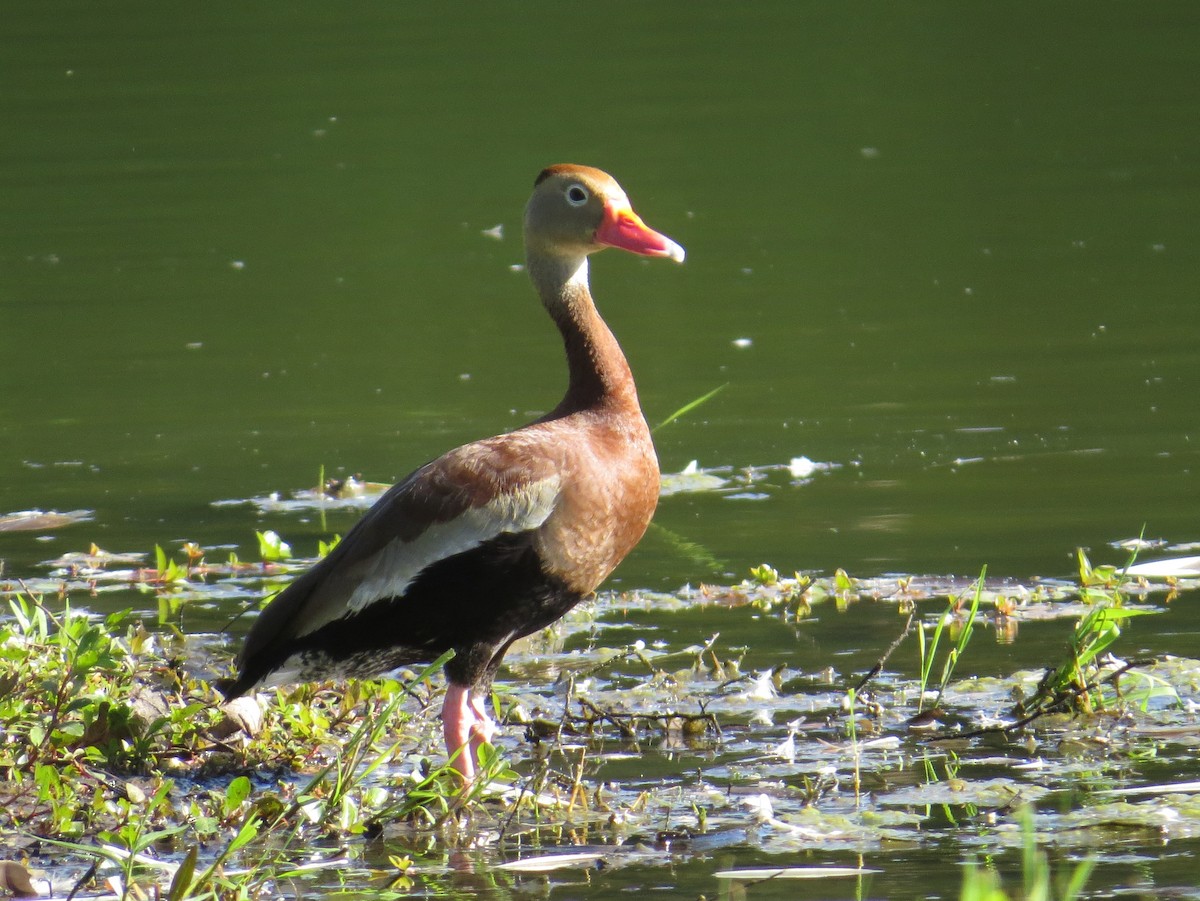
[854, 609, 915, 694]
[570, 698, 719, 739]
[65, 859, 99, 901]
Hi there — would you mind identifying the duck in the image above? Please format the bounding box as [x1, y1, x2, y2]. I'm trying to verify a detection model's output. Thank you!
[220, 165, 685, 780]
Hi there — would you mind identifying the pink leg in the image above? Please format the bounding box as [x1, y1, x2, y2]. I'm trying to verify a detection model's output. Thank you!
[442, 686, 497, 782]
[443, 684, 477, 780]
[469, 693, 496, 753]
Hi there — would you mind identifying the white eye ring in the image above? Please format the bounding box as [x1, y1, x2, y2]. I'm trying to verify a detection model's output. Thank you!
[565, 184, 589, 206]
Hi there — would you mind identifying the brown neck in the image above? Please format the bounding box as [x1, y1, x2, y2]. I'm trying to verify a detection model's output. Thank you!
[527, 254, 640, 416]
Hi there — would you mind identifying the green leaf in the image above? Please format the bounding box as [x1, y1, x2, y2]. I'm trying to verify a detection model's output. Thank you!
[167, 845, 198, 901]
[750, 563, 778, 586]
[225, 775, 252, 817]
[227, 814, 260, 854]
[256, 530, 293, 562]
[834, 568, 854, 592]
[1062, 858, 1097, 901]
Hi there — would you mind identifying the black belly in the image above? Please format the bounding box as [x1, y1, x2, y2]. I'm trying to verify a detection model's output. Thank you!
[279, 530, 580, 690]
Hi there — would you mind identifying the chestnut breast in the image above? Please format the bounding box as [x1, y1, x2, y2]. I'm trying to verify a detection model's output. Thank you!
[532, 407, 659, 594]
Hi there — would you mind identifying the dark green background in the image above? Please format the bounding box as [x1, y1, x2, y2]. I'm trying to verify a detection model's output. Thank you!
[5, 4, 1197, 586]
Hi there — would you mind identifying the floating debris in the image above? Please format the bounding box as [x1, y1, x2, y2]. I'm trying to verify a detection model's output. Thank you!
[2, 549, 1199, 897]
[1125, 556, 1200, 578]
[1111, 536, 1169, 552]
[1095, 780, 1200, 798]
[0, 509, 93, 533]
[714, 866, 881, 880]
[788, 455, 839, 480]
[227, 458, 839, 509]
[496, 852, 603, 872]
[213, 479, 391, 514]
[659, 460, 731, 496]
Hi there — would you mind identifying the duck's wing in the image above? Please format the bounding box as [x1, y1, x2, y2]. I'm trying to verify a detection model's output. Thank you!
[224, 439, 562, 696]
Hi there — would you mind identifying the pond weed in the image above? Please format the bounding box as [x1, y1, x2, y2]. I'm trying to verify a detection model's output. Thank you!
[961, 806, 1096, 901]
[0, 592, 478, 898]
[254, 531, 292, 564]
[3, 534, 1199, 897]
[1012, 546, 1171, 723]
[916, 567, 986, 715]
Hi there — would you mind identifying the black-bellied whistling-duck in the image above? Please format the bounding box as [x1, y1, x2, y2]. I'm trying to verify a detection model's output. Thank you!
[221, 165, 684, 780]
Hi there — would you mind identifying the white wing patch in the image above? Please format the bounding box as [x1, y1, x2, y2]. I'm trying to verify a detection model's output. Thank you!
[295, 475, 561, 638]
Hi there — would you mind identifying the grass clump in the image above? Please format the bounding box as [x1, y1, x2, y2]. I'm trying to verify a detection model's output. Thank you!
[0, 591, 496, 899]
[0, 593, 214, 829]
[0, 595, 215, 834]
[961, 807, 1095, 901]
[1014, 547, 1170, 721]
[3, 535, 1193, 899]
[916, 567, 986, 714]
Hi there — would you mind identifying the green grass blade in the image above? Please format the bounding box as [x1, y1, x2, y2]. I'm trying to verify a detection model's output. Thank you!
[1061, 857, 1097, 901]
[652, 383, 727, 433]
[166, 845, 197, 901]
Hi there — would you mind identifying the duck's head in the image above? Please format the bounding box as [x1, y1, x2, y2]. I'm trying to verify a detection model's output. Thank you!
[524, 164, 685, 267]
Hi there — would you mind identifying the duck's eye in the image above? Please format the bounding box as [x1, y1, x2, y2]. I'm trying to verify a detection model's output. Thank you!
[566, 184, 589, 206]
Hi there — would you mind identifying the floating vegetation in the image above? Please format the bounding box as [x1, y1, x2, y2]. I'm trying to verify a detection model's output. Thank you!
[2, 541, 303, 604]
[658, 460, 732, 496]
[657, 456, 840, 498]
[2, 529, 1199, 898]
[212, 474, 391, 516]
[215, 457, 844, 515]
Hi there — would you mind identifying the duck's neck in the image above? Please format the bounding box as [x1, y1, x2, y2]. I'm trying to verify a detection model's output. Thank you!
[528, 254, 640, 417]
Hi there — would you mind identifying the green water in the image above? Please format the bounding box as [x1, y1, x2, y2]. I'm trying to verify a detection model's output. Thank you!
[4, 3, 1200, 897]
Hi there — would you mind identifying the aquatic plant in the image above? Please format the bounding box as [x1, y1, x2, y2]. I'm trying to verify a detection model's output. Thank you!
[651, 383, 727, 433]
[0, 591, 470, 898]
[961, 807, 1095, 901]
[1011, 547, 1168, 721]
[916, 567, 986, 713]
[254, 530, 293, 562]
[3, 532, 1198, 899]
